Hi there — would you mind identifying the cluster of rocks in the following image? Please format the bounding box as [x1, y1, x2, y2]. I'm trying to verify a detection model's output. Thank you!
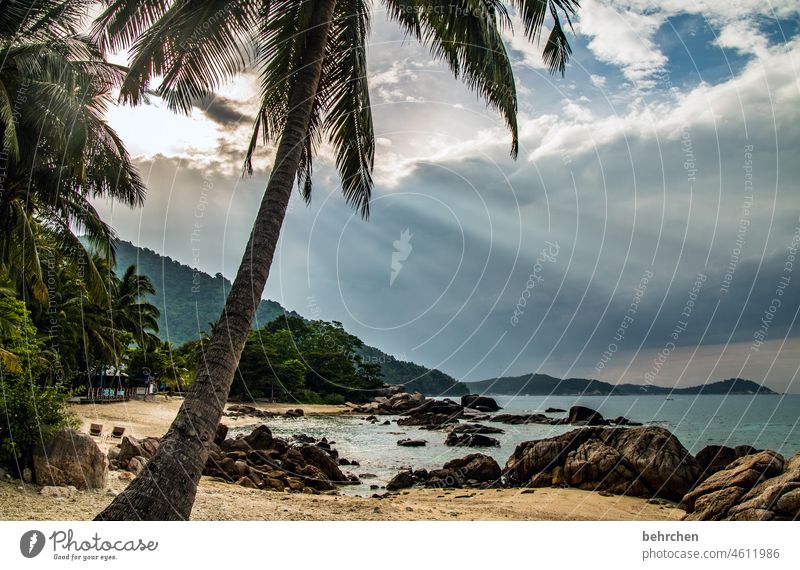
[202, 424, 360, 493]
[682, 450, 800, 520]
[223, 404, 304, 420]
[108, 434, 161, 475]
[503, 426, 700, 501]
[387, 454, 502, 491]
[490, 405, 640, 427]
[349, 391, 426, 415]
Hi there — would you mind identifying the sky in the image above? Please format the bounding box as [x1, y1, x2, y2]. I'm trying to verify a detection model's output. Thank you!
[94, 0, 800, 393]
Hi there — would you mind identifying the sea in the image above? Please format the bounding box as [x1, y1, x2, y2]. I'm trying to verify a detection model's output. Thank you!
[230, 394, 800, 496]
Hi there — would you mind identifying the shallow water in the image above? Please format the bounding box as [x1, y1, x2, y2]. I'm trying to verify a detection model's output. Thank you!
[230, 394, 800, 496]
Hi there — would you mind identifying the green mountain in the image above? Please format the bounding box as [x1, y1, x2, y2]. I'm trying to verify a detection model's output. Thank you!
[466, 374, 778, 396]
[113, 240, 293, 346]
[113, 240, 465, 395]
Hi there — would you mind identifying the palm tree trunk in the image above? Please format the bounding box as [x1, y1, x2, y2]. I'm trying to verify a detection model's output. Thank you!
[96, 0, 338, 521]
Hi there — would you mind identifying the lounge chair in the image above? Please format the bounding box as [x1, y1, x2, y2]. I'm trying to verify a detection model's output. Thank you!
[111, 426, 126, 438]
[89, 423, 103, 437]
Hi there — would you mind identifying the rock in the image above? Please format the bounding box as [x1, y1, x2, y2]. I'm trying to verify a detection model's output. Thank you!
[443, 454, 501, 483]
[284, 408, 304, 418]
[461, 394, 502, 412]
[445, 432, 500, 448]
[490, 413, 556, 425]
[299, 445, 347, 482]
[236, 476, 258, 489]
[107, 447, 120, 461]
[244, 425, 274, 450]
[683, 451, 798, 521]
[127, 456, 147, 475]
[448, 423, 504, 435]
[33, 428, 108, 490]
[387, 470, 417, 491]
[214, 423, 229, 446]
[735, 445, 760, 458]
[117, 435, 160, 464]
[545, 407, 566, 413]
[567, 406, 605, 426]
[397, 412, 458, 428]
[299, 465, 335, 491]
[403, 398, 463, 418]
[427, 468, 463, 488]
[695, 445, 738, 479]
[397, 439, 427, 447]
[504, 426, 701, 501]
[40, 485, 76, 498]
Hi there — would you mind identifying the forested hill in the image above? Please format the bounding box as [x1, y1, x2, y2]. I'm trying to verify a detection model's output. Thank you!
[466, 375, 778, 396]
[114, 240, 294, 346]
[113, 240, 466, 395]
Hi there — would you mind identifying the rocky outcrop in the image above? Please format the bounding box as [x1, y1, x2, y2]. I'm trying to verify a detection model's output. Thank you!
[386, 454, 502, 491]
[350, 391, 426, 415]
[397, 412, 458, 428]
[461, 394, 502, 412]
[491, 413, 558, 425]
[504, 426, 701, 501]
[567, 406, 606, 426]
[445, 432, 500, 447]
[448, 423, 504, 435]
[682, 450, 798, 520]
[443, 454, 501, 484]
[33, 428, 108, 490]
[203, 425, 358, 494]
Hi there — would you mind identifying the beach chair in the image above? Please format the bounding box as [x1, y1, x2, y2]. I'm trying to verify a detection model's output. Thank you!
[89, 423, 103, 437]
[111, 426, 126, 438]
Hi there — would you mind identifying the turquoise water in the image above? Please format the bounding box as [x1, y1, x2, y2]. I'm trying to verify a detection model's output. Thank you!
[231, 394, 799, 496]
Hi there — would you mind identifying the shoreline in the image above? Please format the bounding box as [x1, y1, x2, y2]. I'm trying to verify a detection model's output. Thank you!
[0, 399, 687, 521]
[0, 473, 683, 521]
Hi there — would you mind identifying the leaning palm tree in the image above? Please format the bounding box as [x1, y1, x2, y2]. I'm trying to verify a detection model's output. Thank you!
[95, 0, 579, 520]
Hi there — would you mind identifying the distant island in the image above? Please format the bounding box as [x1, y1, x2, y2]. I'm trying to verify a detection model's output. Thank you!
[465, 375, 778, 396]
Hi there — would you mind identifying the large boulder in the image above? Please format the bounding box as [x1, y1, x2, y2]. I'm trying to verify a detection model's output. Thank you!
[448, 423, 505, 435]
[461, 394, 502, 413]
[567, 406, 606, 426]
[695, 445, 738, 479]
[397, 412, 458, 428]
[504, 426, 701, 501]
[387, 470, 417, 491]
[299, 444, 347, 482]
[33, 428, 108, 490]
[490, 413, 556, 425]
[244, 425, 274, 450]
[443, 454, 501, 483]
[682, 450, 791, 520]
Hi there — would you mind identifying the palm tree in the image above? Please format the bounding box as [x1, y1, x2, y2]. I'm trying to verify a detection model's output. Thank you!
[0, 0, 146, 304]
[95, 0, 579, 520]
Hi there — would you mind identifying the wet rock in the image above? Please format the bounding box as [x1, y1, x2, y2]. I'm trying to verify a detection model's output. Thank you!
[445, 432, 500, 448]
[695, 445, 738, 479]
[461, 394, 502, 412]
[448, 423, 505, 435]
[397, 439, 427, 447]
[387, 470, 417, 491]
[214, 423, 229, 446]
[567, 406, 605, 426]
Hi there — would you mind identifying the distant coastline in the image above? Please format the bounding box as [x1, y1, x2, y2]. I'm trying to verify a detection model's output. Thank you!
[464, 376, 779, 397]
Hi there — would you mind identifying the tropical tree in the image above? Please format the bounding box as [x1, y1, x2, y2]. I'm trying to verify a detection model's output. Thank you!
[95, 0, 579, 520]
[0, 0, 146, 304]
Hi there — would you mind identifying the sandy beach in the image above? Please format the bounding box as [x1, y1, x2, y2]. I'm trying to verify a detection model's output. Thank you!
[0, 399, 684, 521]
